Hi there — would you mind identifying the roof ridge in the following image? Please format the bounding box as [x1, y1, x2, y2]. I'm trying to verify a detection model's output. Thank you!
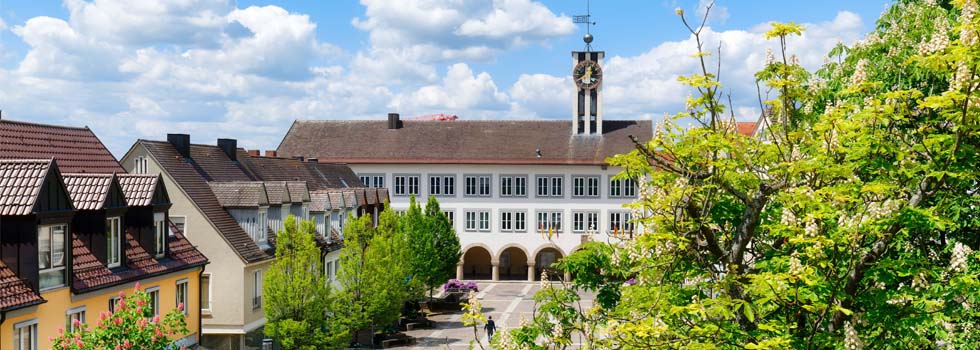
[0, 118, 90, 131]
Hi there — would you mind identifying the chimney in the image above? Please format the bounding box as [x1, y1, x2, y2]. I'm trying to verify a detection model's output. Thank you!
[247, 150, 260, 157]
[167, 134, 191, 159]
[294, 156, 305, 162]
[265, 150, 277, 158]
[387, 113, 401, 129]
[217, 138, 237, 161]
[307, 158, 318, 163]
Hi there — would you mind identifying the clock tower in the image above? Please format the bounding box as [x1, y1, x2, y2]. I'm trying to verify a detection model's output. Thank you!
[572, 3, 603, 136]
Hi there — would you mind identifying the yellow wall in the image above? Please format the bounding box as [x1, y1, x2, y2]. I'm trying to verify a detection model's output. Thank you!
[1, 268, 202, 350]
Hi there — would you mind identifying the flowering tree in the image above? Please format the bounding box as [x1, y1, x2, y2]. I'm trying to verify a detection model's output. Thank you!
[496, 0, 980, 349]
[52, 282, 188, 350]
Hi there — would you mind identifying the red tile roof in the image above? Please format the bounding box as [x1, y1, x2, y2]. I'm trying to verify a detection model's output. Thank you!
[276, 120, 653, 165]
[736, 122, 758, 137]
[139, 140, 270, 263]
[116, 174, 160, 207]
[310, 191, 331, 212]
[286, 181, 310, 203]
[62, 173, 115, 210]
[0, 159, 55, 216]
[0, 259, 44, 311]
[264, 181, 290, 204]
[0, 119, 124, 173]
[234, 151, 364, 191]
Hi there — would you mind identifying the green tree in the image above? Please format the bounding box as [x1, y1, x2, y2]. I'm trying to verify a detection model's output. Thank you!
[424, 195, 462, 298]
[52, 283, 188, 350]
[264, 215, 334, 350]
[330, 214, 374, 346]
[403, 195, 438, 298]
[363, 207, 413, 332]
[499, 1, 980, 349]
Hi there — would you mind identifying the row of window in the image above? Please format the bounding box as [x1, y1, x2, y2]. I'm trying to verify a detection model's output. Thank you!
[454, 209, 635, 233]
[364, 174, 637, 199]
[16, 280, 189, 350]
[38, 216, 169, 291]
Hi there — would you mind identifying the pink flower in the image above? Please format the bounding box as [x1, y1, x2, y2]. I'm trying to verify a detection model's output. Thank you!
[118, 291, 125, 298]
[136, 306, 143, 315]
[73, 319, 81, 327]
[137, 299, 146, 307]
[114, 317, 123, 325]
[152, 315, 160, 323]
[177, 302, 184, 311]
[123, 339, 133, 349]
[75, 340, 84, 347]
[134, 282, 141, 291]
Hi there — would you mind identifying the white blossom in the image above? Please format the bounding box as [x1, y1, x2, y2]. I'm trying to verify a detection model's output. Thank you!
[911, 271, 929, 292]
[805, 217, 819, 237]
[950, 242, 973, 273]
[960, 0, 978, 46]
[540, 270, 550, 289]
[844, 321, 864, 350]
[765, 47, 775, 66]
[788, 252, 805, 276]
[918, 19, 950, 55]
[781, 208, 799, 226]
[850, 59, 869, 87]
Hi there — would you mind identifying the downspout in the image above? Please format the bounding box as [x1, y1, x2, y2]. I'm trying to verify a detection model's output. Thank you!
[1, 310, 6, 346]
[198, 267, 205, 347]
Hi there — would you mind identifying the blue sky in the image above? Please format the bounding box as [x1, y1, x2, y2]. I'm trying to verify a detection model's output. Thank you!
[0, 1, 885, 156]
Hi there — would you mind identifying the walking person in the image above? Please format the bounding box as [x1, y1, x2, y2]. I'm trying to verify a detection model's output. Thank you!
[485, 315, 497, 340]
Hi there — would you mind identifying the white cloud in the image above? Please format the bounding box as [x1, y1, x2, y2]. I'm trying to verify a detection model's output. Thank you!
[64, 0, 232, 47]
[392, 63, 509, 114]
[0, 17, 7, 31]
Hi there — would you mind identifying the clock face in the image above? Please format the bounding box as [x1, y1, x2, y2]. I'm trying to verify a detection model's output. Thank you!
[573, 60, 603, 90]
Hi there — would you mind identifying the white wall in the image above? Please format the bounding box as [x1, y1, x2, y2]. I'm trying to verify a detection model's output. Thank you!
[351, 163, 639, 266]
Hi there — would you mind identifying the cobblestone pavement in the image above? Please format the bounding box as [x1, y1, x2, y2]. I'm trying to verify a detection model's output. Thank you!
[403, 281, 595, 349]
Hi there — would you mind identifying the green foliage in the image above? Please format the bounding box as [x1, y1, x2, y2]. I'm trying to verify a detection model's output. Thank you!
[264, 215, 334, 350]
[52, 283, 188, 350]
[424, 196, 462, 296]
[499, 1, 980, 349]
[403, 195, 437, 299]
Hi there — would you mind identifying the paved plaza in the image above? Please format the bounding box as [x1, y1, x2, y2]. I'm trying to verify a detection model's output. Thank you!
[405, 281, 595, 349]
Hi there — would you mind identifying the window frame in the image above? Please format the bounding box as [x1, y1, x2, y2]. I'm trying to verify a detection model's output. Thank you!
[106, 216, 122, 268]
[38, 224, 67, 290]
[572, 211, 600, 233]
[443, 209, 455, 227]
[464, 210, 479, 232]
[133, 156, 148, 174]
[176, 278, 189, 315]
[146, 286, 161, 317]
[500, 210, 527, 233]
[478, 210, 491, 231]
[169, 215, 186, 237]
[109, 296, 122, 313]
[609, 177, 638, 198]
[609, 211, 636, 234]
[66, 306, 86, 332]
[153, 212, 166, 258]
[535, 210, 563, 233]
[499, 175, 528, 197]
[393, 174, 420, 196]
[572, 175, 600, 198]
[201, 273, 212, 313]
[252, 269, 263, 310]
[464, 175, 492, 197]
[428, 174, 456, 197]
[535, 175, 564, 198]
[13, 319, 38, 350]
[358, 174, 385, 188]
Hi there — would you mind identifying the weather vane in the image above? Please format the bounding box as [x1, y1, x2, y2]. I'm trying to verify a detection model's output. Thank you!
[573, 0, 597, 51]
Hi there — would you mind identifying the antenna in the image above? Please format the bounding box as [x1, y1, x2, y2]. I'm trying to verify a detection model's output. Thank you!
[573, 0, 597, 51]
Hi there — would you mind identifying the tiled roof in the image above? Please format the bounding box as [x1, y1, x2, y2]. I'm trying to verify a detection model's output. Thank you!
[277, 120, 654, 165]
[308, 163, 363, 189]
[188, 144, 253, 182]
[310, 190, 331, 212]
[342, 190, 357, 209]
[0, 119, 125, 173]
[377, 188, 390, 204]
[209, 182, 269, 208]
[327, 191, 345, 209]
[62, 173, 114, 210]
[264, 181, 290, 204]
[234, 151, 363, 191]
[139, 140, 270, 263]
[736, 122, 758, 137]
[0, 259, 44, 311]
[0, 159, 53, 216]
[286, 181, 310, 203]
[117, 174, 160, 206]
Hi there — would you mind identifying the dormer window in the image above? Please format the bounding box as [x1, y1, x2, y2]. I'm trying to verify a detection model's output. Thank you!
[133, 156, 148, 174]
[153, 212, 166, 258]
[106, 217, 121, 268]
[258, 207, 268, 244]
[38, 224, 67, 290]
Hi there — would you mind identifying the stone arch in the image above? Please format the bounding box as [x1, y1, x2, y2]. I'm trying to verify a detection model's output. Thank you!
[497, 244, 531, 281]
[531, 244, 566, 281]
[462, 244, 493, 280]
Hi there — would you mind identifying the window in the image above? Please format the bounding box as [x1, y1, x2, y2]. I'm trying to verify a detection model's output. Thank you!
[253, 270, 263, 310]
[464, 175, 491, 196]
[610, 178, 637, 198]
[359, 174, 385, 188]
[38, 224, 67, 290]
[176, 279, 189, 315]
[443, 210, 455, 227]
[109, 296, 121, 313]
[133, 156, 148, 174]
[573, 211, 600, 233]
[201, 274, 212, 313]
[393, 175, 420, 196]
[14, 319, 37, 350]
[170, 216, 186, 237]
[146, 287, 160, 317]
[464, 210, 490, 232]
[500, 210, 527, 232]
[153, 212, 166, 257]
[258, 208, 268, 243]
[536, 176, 563, 197]
[325, 257, 334, 281]
[66, 307, 86, 332]
[500, 175, 527, 197]
[429, 175, 456, 196]
[536, 210, 563, 232]
[573, 176, 600, 197]
[609, 211, 635, 234]
[106, 217, 121, 268]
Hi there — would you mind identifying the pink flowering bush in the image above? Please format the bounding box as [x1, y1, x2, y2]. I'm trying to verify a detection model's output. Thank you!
[52, 282, 189, 350]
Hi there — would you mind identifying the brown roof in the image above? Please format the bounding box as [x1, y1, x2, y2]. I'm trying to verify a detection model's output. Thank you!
[264, 181, 290, 204]
[308, 163, 363, 188]
[377, 188, 390, 204]
[327, 191, 345, 209]
[235, 150, 363, 190]
[71, 227, 207, 293]
[0, 259, 44, 311]
[342, 190, 357, 209]
[310, 190, 331, 212]
[138, 140, 270, 263]
[62, 173, 115, 210]
[736, 122, 758, 137]
[277, 120, 653, 165]
[188, 144, 253, 182]
[117, 174, 161, 206]
[209, 182, 269, 208]
[286, 181, 310, 203]
[0, 159, 55, 216]
[0, 119, 124, 173]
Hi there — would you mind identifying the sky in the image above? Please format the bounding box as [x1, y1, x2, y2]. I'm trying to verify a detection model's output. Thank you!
[0, 0, 887, 157]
